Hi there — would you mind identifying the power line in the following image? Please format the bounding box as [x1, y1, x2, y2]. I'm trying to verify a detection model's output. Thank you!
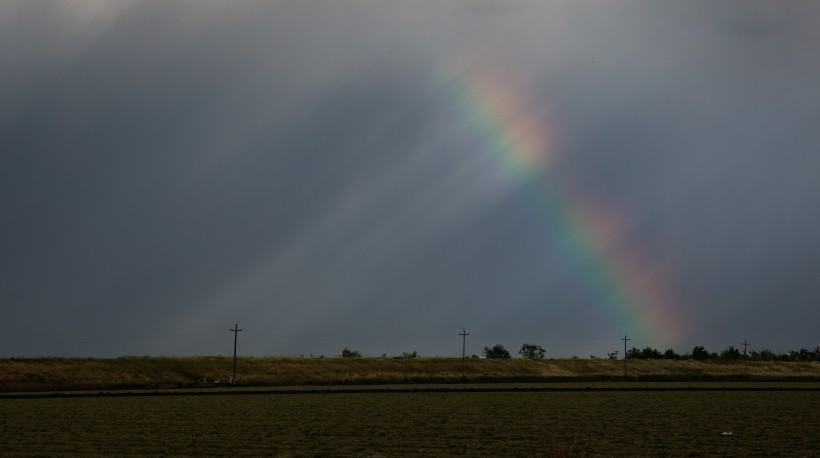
[247, 325, 453, 344]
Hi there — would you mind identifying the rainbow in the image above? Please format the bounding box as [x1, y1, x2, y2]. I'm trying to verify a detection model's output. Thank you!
[453, 66, 689, 348]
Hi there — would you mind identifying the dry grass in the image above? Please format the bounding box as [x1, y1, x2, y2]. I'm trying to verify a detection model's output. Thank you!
[1, 356, 818, 392]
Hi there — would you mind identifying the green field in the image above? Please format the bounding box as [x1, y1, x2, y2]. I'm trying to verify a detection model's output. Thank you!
[1, 387, 817, 457]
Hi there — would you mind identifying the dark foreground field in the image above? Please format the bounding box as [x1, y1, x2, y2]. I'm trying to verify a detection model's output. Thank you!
[2, 358, 818, 456]
[1, 386, 818, 457]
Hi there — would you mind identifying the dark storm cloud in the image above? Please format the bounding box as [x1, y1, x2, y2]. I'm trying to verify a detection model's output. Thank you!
[1, 1, 818, 357]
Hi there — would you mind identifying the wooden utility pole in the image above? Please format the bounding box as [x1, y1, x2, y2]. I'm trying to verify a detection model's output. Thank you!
[620, 334, 631, 379]
[230, 322, 242, 384]
[459, 328, 469, 379]
[742, 339, 750, 377]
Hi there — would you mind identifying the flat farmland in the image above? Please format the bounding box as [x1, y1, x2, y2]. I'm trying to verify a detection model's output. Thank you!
[3, 357, 820, 392]
[1, 387, 818, 457]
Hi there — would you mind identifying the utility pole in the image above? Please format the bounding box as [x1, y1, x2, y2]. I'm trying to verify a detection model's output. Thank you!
[230, 322, 242, 385]
[459, 328, 469, 379]
[620, 334, 631, 379]
[742, 339, 750, 377]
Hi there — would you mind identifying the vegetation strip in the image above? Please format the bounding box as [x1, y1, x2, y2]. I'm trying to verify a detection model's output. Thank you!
[3, 384, 819, 400]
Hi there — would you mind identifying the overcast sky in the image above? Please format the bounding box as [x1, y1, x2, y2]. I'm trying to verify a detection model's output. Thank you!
[2, 1, 818, 358]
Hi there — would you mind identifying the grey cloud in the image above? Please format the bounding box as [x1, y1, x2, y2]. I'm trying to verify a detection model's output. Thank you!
[2, 1, 819, 357]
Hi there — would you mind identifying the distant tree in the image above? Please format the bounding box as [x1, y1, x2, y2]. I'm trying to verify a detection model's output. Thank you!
[788, 348, 814, 361]
[483, 344, 511, 359]
[751, 349, 775, 361]
[518, 343, 546, 359]
[398, 351, 418, 359]
[719, 346, 741, 360]
[692, 346, 709, 360]
[663, 348, 680, 360]
[640, 347, 662, 359]
[340, 348, 361, 358]
[749, 350, 760, 360]
[625, 347, 664, 359]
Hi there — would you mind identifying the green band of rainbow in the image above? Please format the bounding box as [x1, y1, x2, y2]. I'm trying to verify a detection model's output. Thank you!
[454, 67, 689, 347]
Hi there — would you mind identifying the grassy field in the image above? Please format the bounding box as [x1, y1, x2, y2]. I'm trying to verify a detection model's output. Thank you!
[3, 359, 816, 456]
[1, 357, 819, 392]
[1, 388, 817, 456]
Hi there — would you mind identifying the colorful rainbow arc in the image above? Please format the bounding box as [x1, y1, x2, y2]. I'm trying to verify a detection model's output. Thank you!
[455, 68, 689, 348]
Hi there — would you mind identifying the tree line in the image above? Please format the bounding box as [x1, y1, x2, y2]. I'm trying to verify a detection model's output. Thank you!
[625, 345, 820, 361]
[486, 344, 820, 361]
[341, 344, 820, 361]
